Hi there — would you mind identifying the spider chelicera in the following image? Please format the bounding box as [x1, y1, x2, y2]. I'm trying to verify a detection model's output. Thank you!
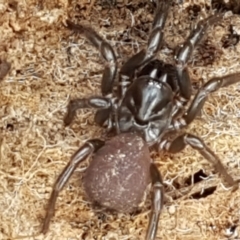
[41, 1, 239, 239]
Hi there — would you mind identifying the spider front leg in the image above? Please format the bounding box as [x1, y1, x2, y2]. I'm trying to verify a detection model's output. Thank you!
[170, 72, 240, 130]
[66, 20, 117, 96]
[64, 96, 111, 126]
[175, 14, 223, 100]
[41, 139, 104, 234]
[159, 133, 236, 187]
[119, 0, 172, 95]
[146, 163, 164, 240]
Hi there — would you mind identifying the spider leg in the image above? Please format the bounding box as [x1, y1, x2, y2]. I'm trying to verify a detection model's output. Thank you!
[64, 97, 111, 126]
[41, 139, 105, 234]
[175, 14, 223, 100]
[119, 0, 172, 95]
[169, 72, 240, 130]
[145, 163, 164, 240]
[66, 20, 117, 96]
[159, 133, 236, 187]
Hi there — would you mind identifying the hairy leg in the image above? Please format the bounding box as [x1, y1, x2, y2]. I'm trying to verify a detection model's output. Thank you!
[159, 133, 236, 186]
[64, 97, 111, 126]
[119, 0, 172, 95]
[145, 163, 164, 240]
[169, 72, 240, 130]
[175, 14, 223, 100]
[66, 20, 117, 96]
[41, 139, 104, 234]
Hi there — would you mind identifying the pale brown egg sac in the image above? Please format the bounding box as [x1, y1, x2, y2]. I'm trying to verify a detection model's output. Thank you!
[83, 133, 151, 213]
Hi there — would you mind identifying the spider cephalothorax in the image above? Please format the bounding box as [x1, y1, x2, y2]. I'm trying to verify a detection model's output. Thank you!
[41, 1, 240, 239]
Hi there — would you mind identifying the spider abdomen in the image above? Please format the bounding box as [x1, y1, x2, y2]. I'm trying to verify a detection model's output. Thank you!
[83, 132, 151, 213]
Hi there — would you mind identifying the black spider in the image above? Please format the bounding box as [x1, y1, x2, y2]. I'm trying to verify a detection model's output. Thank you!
[41, 1, 240, 239]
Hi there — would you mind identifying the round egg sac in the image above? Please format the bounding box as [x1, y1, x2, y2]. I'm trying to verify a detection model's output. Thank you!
[83, 132, 151, 213]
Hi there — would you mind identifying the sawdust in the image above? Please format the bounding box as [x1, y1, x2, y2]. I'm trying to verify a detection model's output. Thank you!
[1, 0, 240, 239]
